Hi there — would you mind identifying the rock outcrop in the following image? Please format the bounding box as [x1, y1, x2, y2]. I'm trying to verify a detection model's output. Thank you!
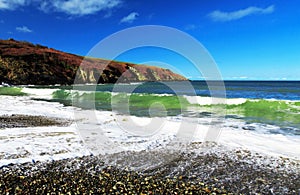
[0, 39, 186, 85]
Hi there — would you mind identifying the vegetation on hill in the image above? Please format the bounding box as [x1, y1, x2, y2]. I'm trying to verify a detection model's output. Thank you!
[0, 39, 186, 85]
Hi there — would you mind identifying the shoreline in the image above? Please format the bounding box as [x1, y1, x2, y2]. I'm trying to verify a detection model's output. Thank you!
[0, 95, 299, 193]
[0, 95, 299, 162]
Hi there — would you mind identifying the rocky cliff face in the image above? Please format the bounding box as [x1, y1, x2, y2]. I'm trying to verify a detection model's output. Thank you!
[0, 39, 186, 85]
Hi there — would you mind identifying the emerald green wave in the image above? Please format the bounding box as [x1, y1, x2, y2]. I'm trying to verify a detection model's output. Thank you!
[1, 88, 294, 131]
[0, 87, 27, 96]
[1, 87, 298, 133]
[53, 90, 189, 116]
[52, 90, 300, 131]
[200, 99, 300, 130]
[224, 100, 300, 129]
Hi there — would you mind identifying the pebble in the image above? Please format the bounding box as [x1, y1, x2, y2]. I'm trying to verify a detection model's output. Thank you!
[0, 150, 299, 194]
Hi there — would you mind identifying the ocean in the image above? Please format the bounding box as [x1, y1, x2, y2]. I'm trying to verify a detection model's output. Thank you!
[92, 81, 300, 100]
[68, 81, 300, 136]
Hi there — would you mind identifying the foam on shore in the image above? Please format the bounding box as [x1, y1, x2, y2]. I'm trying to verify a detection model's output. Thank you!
[0, 94, 299, 168]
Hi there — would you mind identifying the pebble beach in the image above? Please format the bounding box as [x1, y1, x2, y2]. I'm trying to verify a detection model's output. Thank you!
[1, 146, 299, 194]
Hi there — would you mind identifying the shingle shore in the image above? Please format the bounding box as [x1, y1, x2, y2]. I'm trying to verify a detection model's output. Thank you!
[0, 149, 299, 194]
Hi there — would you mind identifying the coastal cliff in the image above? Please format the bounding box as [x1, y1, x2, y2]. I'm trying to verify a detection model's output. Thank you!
[0, 39, 186, 85]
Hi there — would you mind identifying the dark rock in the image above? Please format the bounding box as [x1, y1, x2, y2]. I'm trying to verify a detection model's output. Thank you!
[0, 114, 70, 129]
[242, 126, 256, 131]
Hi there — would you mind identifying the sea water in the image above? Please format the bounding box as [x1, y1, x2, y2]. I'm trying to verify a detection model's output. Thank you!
[60, 81, 300, 136]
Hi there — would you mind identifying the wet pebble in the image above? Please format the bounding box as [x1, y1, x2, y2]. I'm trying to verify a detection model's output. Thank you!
[0, 150, 299, 194]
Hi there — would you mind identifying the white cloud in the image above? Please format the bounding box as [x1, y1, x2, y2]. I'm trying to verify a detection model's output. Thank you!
[208, 5, 275, 22]
[1, 0, 121, 16]
[120, 12, 139, 23]
[16, 26, 33, 33]
[50, 0, 121, 16]
[0, 0, 26, 10]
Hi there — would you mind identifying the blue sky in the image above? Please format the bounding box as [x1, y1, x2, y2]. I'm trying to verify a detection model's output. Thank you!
[0, 0, 299, 80]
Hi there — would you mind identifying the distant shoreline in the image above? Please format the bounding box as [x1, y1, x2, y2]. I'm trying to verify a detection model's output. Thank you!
[2, 80, 300, 89]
